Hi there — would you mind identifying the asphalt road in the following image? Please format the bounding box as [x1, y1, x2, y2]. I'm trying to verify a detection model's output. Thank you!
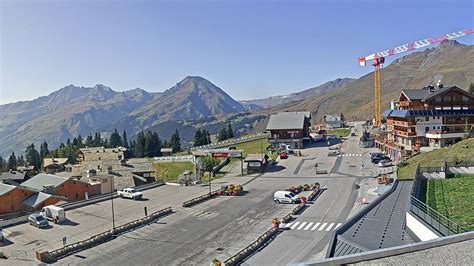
[58, 177, 317, 265]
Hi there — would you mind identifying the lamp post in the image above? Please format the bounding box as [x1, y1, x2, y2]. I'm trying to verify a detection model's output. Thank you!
[110, 177, 116, 237]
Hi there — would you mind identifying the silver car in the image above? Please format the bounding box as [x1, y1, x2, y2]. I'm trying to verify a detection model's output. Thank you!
[28, 213, 49, 228]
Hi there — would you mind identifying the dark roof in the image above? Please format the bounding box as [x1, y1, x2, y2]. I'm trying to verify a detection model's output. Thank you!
[333, 181, 414, 257]
[423, 86, 471, 101]
[401, 86, 470, 102]
[401, 89, 431, 100]
[21, 174, 69, 191]
[0, 171, 26, 181]
[384, 109, 474, 118]
[266, 112, 311, 130]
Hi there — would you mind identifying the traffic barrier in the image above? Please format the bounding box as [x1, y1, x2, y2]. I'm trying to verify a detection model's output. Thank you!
[307, 188, 323, 202]
[292, 203, 307, 215]
[38, 207, 173, 263]
[182, 189, 225, 207]
[223, 227, 279, 266]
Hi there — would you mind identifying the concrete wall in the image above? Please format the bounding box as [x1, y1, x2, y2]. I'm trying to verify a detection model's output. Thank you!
[406, 212, 439, 242]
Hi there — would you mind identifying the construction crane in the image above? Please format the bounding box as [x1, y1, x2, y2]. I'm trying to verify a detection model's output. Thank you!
[358, 29, 474, 127]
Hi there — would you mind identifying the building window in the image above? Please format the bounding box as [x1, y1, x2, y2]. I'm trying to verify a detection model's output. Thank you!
[433, 126, 435, 130]
[435, 96, 441, 102]
[98, 157, 101, 160]
[425, 127, 429, 132]
[76, 193, 79, 198]
[425, 117, 429, 121]
[463, 96, 469, 102]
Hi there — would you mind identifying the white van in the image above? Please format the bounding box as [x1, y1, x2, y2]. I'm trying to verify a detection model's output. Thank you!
[273, 191, 300, 204]
[40, 205, 66, 224]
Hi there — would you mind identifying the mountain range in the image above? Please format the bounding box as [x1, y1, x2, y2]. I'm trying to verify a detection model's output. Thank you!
[0, 40, 472, 156]
[271, 40, 474, 121]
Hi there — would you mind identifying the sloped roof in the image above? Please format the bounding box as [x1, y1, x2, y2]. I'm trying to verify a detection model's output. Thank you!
[401, 89, 431, 100]
[401, 86, 469, 101]
[0, 171, 26, 181]
[21, 174, 69, 191]
[0, 183, 17, 196]
[384, 109, 474, 118]
[22, 192, 55, 208]
[43, 158, 69, 167]
[266, 112, 311, 130]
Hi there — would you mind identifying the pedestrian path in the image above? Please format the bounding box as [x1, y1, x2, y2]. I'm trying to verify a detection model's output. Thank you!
[337, 153, 362, 157]
[185, 209, 219, 219]
[282, 221, 342, 231]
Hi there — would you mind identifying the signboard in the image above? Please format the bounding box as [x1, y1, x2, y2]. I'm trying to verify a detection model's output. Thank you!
[212, 152, 229, 158]
[211, 151, 242, 158]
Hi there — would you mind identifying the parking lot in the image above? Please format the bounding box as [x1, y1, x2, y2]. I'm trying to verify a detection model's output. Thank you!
[1, 123, 388, 265]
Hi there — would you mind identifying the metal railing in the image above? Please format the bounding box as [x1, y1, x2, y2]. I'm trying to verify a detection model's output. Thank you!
[189, 132, 270, 151]
[409, 195, 468, 236]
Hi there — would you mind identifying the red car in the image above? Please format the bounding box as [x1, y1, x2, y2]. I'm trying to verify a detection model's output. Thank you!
[279, 152, 289, 159]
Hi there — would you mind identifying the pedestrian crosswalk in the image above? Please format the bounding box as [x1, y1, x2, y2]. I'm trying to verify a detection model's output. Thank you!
[283, 221, 342, 232]
[186, 209, 219, 219]
[337, 153, 362, 157]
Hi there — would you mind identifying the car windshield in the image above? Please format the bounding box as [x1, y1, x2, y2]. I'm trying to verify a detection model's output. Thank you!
[289, 192, 296, 197]
[35, 215, 45, 221]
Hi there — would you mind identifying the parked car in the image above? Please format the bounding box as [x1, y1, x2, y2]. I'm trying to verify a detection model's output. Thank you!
[351, 132, 356, 136]
[273, 191, 300, 204]
[117, 188, 143, 200]
[370, 152, 386, 164]
[40, 205, 66, 224]
[378, 159, 393, 167]
[28, 213, 49, 228]
[279, 152, 289, 159]
[327, 135, 337, 140]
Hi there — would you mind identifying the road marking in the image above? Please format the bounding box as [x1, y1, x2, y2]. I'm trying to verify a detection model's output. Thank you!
[325, 223, 335, 231]
[290, 222, 300, 230]
[297, 222, 307, 230]
[318, 222, 328, 231]
[311, 222, 321, 230]
[285, 222, 293, 228]
[303, 222, 314, 230]
[334, 223, 342, 230]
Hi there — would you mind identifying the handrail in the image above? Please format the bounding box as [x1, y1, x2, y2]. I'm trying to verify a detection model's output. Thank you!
[409, 195, 468, 235]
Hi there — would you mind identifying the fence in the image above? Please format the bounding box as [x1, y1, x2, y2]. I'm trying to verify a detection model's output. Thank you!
[410, 164, 469, 236]
[153, 155, 194, 162]
[409, 196, 468, 236]
[190, 132, 269, 151]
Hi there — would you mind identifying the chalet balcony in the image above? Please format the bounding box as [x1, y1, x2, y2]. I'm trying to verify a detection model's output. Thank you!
[425, 131, 466, 139]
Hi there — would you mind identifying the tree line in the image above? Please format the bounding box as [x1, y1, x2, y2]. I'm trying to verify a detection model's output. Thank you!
[0, 128, 183, 172]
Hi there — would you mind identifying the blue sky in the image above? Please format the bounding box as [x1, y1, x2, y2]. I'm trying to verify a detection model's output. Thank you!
[1, 0, 473, 104]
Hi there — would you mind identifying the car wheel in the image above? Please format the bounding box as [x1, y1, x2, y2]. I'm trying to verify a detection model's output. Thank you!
[276, 199, 281, 204]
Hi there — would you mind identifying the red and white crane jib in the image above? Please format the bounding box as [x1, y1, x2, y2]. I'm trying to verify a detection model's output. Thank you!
[357, 29, 474, 66]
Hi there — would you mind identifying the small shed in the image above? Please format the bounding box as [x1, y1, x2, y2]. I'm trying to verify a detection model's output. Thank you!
[161, 148, 173, 156]
[244, 154, 265, 174]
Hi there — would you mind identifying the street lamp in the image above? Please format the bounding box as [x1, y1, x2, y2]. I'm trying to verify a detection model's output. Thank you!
[110, 176, 116, 237]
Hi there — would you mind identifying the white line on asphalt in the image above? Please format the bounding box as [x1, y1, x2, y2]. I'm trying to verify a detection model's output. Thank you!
[297, 222, 307, 230]
[325, 223, 335, 231]
[334, 223, 342, 230]
[303, 222, 314, 230]
[311, 222, 321, 230]
[290, 222, 300, 230]
[318, 222, 328, 231]
[285, 222, 293, 228]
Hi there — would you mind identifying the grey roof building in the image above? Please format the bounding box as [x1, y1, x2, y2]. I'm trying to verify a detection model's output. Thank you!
[266, 112, 312, 149]
[21, 174, 68, 192]
[266, 112, 311, 130]
[0, 171, 27, 183]
[22, 192, 62, 209]
[0, 183, 17, 196]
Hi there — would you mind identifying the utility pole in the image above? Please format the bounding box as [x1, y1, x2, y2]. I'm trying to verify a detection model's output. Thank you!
[110, 177, 116, 237]
[209, 154, 212, 198]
